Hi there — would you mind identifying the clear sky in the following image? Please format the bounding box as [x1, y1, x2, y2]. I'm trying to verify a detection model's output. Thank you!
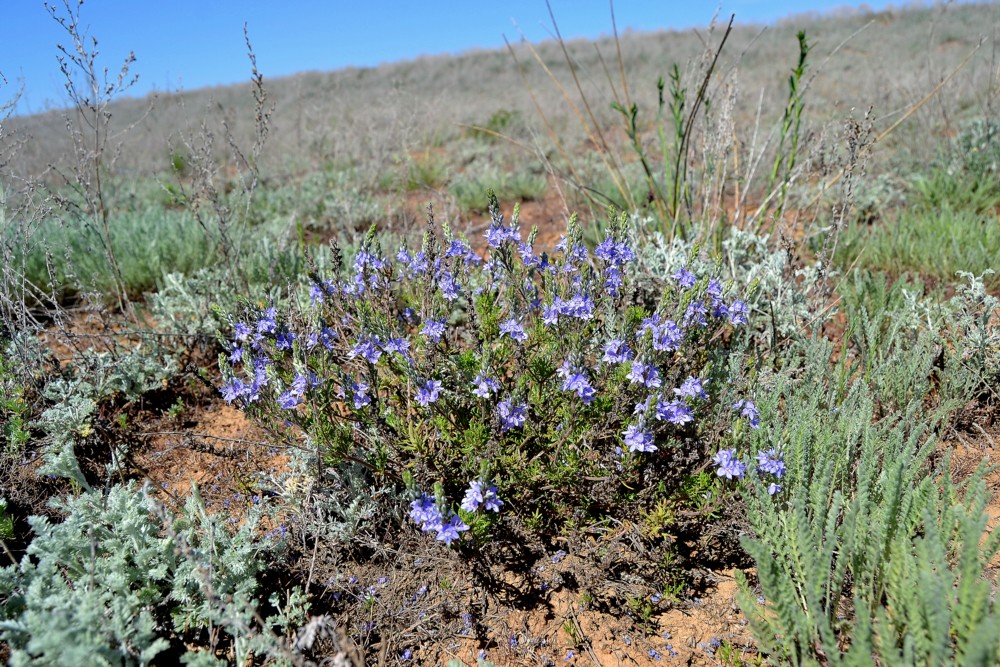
[2, 1, 912, 114]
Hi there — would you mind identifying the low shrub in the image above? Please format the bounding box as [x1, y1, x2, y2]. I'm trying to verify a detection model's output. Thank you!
[220, 195, 758, 549]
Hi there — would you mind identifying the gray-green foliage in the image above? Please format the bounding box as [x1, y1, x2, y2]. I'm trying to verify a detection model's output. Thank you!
[0, 485, 174, 665]
[265, 449, 401, 546]
[631, 221, 829, 345]
[33, 343, 177, 486]
[0, 483, 296, 666]
[736, 303, 1000, 665]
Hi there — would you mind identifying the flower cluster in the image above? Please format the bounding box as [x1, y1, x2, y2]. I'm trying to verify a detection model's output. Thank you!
[460, 480, 503, 513]
[712, 446, 785, 495]
[408, 493, 469, 546]
[219, 196, 754, 537]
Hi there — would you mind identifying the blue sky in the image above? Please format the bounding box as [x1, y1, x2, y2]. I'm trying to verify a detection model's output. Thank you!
[2, 1, 907, 114]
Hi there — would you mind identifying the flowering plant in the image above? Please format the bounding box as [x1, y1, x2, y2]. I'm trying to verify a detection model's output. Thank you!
[221, 195, 757, 544]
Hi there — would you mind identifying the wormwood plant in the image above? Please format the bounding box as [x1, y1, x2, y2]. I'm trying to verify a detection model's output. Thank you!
[220, 195, 757, 545]
[0, 482, 327, 666]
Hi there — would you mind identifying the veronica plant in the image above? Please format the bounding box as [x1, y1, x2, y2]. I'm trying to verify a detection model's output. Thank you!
[220, 194, 754, 541]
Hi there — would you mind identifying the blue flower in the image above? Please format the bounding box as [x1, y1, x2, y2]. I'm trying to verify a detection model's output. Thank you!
[734, 399, 761, 429]
[604, 266, 624, 296]
[656, 399, 693, 425]
[674, 376, 708, 401]
[623, 424, 657, 453]
[482, 485, 503, 512]
[499, 317, 528, 343]
[562, 372, 596, 404]
[278, 390, 300, 410]
[768, 483, 783, 495]
[651, 320, 684, 352]
[683, 300, 708, 328]
[542, 299, 562, 326]
[439, 272, 461, 301]
[409, 493, 443, 532]
[275, 328, 295, 351]
[349, 379, 371, 409]
[256, 306, 278, 334]
[421, 318, 446, 343]
[221, 378, 247, 403]
[498, 399, 528, 431]
[595, 238, 636, 266]
[755, 448, 785, 477]
[602, 338, 634, 364]
[416, 380, 442, 406]
[673, 266, 697, 289]
[728, 300, 749, 326]
[713, 449, 745, 479]
[627, 360, 662, 389]
[234, 322, 251, 342]
[349, 336, 383, 364]
[436, 514, 469, 546]
[471, 373, 501, 398]
[460, 480, 485, 512]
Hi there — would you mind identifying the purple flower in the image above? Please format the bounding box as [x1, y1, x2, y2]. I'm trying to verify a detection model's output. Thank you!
[275, 329, 295, 351]
[383, 337, 410, 356]
[445, 239, 473, 259]
[309, 283, 326, 305]
[707, 278, 723, 299]
[651, 320, 684, 352]
[673, 267, 697, 289]
[257, 306, 278, 335]
[683, 300, 708, 328]
[604, 266, 624, 296]
[728, 300, 749, 326]
[713, 449, 746, 480]
[498, 399, 528, 431]
[409, 493, 443, 532]
[756, 448, 785, 478]
[221, 378, 247, 403]
[634, 394, 656, 415]
[542, 299, 562, 326]
[439, 272, 461, 301]
[472, 373, 501, 398]
[350, 379, 371, 409]
[460, 480, 503, 513]
[290, 372, 316, 397]
[436, 514, 469, 546]
[623, 424, 657, 453]
[483, 485, 503, 512]
[627, 360, 662, 389]
[656, 399, 693, 425]
[421, 318, 446, 343]
[416, 380, 442, 406]
[768, 483, 783, 495]
[460, 480, 485, 513]
[349, 336, 383, 364]
[518, 242, 538, 266]
[674, 376, 708, 401]
[602, 339, 634, 364]
[595, 238, 636, 266]
[734, 399, 761, 429]
[234, 322, 251, 342]
[563, 292, 595, 320]
[278, 390, 300, 410]
[638, 313, 664, 337]
[499, 317, 528, 343]
[558, 360, 596, 404]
